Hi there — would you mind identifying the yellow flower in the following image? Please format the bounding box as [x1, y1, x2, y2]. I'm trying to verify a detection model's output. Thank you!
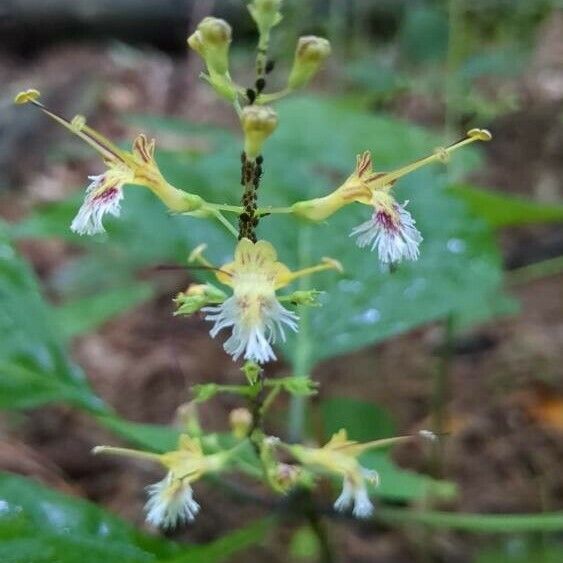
[286, 429, 414, 518]
[14, 89, 202, 235]
[93, 434, 229, 529]
[292, 129, 492, 264]
[199, 238, 341, 364]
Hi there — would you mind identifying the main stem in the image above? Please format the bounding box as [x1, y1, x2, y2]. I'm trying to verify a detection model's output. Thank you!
[238, 153, 261, 241]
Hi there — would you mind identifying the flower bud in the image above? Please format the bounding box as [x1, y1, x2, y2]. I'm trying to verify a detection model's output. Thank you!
[240, 105, 278, 158]
[187, 17, 232, 76]
[287, 289, 323, 307]
[229, 407, 253, 439]
[272, 463, 301, 492]
[174, 283, 226, 315]
[288, 36, 331, 90]
[247, 0, 283, 35]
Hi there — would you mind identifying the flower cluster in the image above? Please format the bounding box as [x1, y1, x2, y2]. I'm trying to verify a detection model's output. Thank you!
[14, 0, 490, 533]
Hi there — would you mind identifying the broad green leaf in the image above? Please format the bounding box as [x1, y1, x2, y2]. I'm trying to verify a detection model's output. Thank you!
[97, 415, 180, 453]
[0, 472, 179, 563]
[320, 398, 455, 502]
[0, 472, 270, 563]
[321, 397, 396, 440]
[55, 283, 154, 340]
[451, 184, 563, 227]
[0, 232, 106, 413]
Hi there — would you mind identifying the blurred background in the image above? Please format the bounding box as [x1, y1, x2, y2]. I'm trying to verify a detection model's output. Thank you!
[1, 1, 563, 562]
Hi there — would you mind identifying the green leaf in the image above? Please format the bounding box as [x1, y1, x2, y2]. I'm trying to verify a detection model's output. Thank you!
[97, 415, 180, 453]
[0, 232, 106, 413]
[0, 472, 179, 563]
[321, 397, 395, 440]
[451, 184, 563, 227]
[55, 283, 154, 340]
[0, 472, 270, 563]
[320, 398, 455, 502]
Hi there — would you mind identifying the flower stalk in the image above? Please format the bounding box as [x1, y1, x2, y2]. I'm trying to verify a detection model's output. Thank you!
[15, 0, 491, 534]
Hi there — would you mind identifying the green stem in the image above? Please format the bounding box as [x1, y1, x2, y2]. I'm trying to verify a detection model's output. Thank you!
[306, 507, 336, 563]
[430, 314, 455, 478]
[256, 88, 292, 104]
[205, 202, 294, 216]
[260, 386, 281, 417]
[288, 226, 314, 443]
[508, 255, 563, 286]
[213, 209, 239, 238]
[378, 508, 563, 533]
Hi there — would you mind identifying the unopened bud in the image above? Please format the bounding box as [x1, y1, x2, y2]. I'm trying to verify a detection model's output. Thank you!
[174, 283, 226, 315]
[288, 36, 331, 90]
[229, 408, 253, 439]
[273, 463, 301, 491]
[188, 17, 232, 75]
[247, 0, 283, 35]
[287, 289, 323, 307]
[241, 105, 278, 158]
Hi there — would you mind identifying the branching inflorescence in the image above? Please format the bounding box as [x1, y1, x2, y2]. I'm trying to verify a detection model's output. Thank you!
[15, 0, 491, 530]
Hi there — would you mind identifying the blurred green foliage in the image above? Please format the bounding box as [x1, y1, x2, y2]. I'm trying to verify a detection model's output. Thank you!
[0, 473, 270, 563]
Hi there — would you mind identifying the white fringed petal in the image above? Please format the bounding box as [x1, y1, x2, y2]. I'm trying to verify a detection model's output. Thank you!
[351, 200, 422, 264]
[70, 174, 124, 236]
[145, 474, 200, 529]
[334, 476, 375, 519]
[204, 295, 298, 364]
